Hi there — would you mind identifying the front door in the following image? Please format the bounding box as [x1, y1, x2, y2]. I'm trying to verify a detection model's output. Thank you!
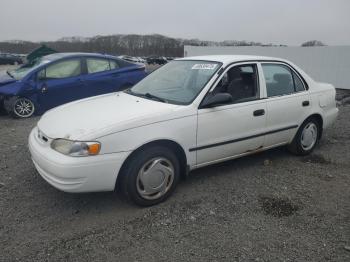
[37, 58, 84, 111]
[195, 63, 267, 166]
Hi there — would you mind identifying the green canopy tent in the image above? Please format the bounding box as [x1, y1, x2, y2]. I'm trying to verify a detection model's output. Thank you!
[26, 45, 57, 64]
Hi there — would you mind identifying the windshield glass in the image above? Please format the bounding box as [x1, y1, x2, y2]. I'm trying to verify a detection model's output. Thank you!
[127, 60, 221, 105]
[8, 58, 50, 80]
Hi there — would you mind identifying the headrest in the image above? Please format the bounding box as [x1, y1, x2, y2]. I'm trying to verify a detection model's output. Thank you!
[228, 68, 242, 79]
[274, 73, 291, 84]
[241, 72, 254, 81]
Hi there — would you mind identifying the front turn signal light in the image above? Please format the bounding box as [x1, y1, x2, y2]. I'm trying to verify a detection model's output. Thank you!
[87, 143, 101, 155]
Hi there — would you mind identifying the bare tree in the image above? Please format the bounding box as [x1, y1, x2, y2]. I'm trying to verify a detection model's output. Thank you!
[301, 40, 326, 47]
[1, 34, 284, 57]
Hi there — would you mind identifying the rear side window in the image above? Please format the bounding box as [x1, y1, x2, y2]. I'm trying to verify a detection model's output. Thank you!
[44, 59, 81, 79]
[86, 58, 110, 74]
[292, 71, 305, 92]
[109, 59, 120, 70]
[262, 64, 295, 97]
[116, 58, 134, 68]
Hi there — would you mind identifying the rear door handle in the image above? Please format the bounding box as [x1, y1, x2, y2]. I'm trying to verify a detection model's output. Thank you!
[76, 78, 85, 86]
[302, 101, 310, 107]
[253, 109, 265, 117]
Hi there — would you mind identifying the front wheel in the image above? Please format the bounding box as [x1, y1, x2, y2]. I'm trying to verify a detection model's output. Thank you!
[120, 146, 180, 206]
[5, 96, 36, 118]
[288, 118, 320, 155]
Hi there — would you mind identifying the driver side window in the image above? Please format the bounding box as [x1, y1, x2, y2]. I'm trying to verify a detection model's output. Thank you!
[212, 64, 259, 104]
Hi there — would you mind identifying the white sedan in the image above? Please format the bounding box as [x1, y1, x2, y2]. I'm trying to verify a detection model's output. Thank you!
[29, 55, 338, 206]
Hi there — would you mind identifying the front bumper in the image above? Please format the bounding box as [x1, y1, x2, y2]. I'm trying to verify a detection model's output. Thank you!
[28, 127, 130, 193]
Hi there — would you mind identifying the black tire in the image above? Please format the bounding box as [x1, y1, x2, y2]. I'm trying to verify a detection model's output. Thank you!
[4, 96, 35, 118]
[119, 145, 180, 206]
[287, 117, 321, 155]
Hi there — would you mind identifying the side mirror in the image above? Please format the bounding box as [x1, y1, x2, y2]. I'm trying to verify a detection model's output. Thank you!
[201, 93, 233, 108]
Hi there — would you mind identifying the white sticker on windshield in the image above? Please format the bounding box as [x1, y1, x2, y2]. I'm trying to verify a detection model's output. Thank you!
[191, 64, 217, 70]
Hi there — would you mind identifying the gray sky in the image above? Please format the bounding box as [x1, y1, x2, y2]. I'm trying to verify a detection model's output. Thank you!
[0, 0, 349, 45]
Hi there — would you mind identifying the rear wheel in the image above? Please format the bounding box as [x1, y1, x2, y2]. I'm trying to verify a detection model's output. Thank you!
[120, 146, 180, 206]
[288, 117, 320, 155]
[5, 96, 35, 118]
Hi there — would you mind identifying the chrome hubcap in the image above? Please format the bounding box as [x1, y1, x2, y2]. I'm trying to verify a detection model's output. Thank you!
[301, 123, 318, 151]
[136, 157, 174, 200]
[14, 98, 34, 118]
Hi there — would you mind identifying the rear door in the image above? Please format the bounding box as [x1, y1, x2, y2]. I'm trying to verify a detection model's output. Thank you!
[82, 57, 134, 97]
[37, 58, 84, 110]
[260, 62, 311, 146]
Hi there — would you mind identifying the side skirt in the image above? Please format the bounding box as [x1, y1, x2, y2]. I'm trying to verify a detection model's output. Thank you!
[190, 142, 288, 170]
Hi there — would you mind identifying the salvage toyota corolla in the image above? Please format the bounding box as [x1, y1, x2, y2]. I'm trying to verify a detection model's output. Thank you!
[29, 55, 338, 206]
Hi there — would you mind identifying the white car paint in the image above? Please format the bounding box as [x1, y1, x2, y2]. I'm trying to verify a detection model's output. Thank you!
[28, 55, 338, 193]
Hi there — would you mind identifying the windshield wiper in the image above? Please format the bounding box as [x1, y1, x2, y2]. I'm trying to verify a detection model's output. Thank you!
[6, 70, 14, 78]
[124, 89, 167, 103]
[144, 93, 167, 103]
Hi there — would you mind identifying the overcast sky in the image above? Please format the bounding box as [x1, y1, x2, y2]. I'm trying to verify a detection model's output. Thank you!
[0, 0, 349, 45]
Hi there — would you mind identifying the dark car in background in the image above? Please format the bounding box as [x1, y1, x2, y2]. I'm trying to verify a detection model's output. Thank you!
[146, 56, 168, 65]
[0, 53, 23, 65]
[0, 53, 147, 118]
[119, 55, 145, 64]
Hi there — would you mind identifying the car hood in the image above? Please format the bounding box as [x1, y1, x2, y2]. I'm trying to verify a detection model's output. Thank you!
[0, 71, 17, 86]
[37, 92, 183, 140]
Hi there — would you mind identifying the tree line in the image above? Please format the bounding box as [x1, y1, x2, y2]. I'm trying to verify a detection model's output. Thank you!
[0, 34, 326, 57]
[0, 34, 285, 57]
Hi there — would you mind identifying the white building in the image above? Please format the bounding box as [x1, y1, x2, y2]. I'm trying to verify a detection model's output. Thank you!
[184, 46, 350, 90]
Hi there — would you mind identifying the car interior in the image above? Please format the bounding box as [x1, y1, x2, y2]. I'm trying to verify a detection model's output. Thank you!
[261, 64, 300, 97]
[266, 73, 294, 97]
[213, 65, 258, 103]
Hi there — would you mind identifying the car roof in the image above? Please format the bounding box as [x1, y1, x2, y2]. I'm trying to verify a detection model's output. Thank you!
[42, 52, 117, 61]
[178, 55, 288, 66]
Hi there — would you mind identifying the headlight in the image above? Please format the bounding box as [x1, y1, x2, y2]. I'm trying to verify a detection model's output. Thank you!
[51, 139, 101, 157]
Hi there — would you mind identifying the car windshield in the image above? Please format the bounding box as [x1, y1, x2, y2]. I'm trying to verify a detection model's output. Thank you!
[7, 58, 50, 80]
[126, 60, 221, 105]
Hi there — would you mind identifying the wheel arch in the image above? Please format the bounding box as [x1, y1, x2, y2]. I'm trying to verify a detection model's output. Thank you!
[115, 139, 188, 190]
[3, 95, 38, 117]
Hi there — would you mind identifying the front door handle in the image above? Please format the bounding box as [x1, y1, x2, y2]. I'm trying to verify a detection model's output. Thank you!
[302, 101, 310, 107]
[253, 109, 265, 117]
[41, 84, 48, 93]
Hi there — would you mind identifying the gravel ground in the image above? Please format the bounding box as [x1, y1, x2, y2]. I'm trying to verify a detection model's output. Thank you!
[0, 74, 349, 261]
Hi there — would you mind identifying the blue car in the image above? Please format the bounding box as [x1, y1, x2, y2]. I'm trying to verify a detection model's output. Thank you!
[0, 53, 147, 118]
